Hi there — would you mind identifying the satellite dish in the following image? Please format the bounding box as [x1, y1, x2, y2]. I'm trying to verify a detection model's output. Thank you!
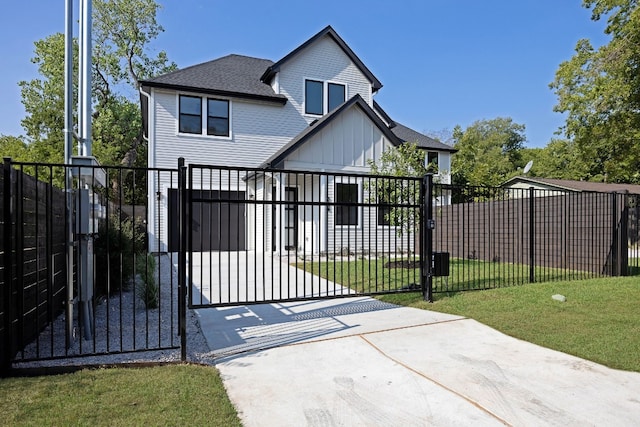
[523, 160, 533, 175]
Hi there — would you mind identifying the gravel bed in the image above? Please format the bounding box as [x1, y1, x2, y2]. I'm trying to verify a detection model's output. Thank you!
[13, 254, 216, 369]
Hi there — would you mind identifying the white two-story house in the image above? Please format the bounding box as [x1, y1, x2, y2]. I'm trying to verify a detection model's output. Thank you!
[141, 25, 455, 253]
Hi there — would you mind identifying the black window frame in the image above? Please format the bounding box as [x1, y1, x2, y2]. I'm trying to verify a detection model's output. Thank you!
[427, 151, 439, 173]
[335, 182, 359, 226]
[179, 95, 202, 134]
[207, 98, 230, 137]
[327, 82, 345, 112]
[305, 79, 324, 115]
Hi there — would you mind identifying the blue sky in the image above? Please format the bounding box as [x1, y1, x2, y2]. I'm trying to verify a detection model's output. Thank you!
[0, 1, 609, 148]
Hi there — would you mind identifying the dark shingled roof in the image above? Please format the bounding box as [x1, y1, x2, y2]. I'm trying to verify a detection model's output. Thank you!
[140, 54, 287, 104]
[391, 122, 457, 152]
[503, 176, 640, 194]
[261, 94, 402, 168]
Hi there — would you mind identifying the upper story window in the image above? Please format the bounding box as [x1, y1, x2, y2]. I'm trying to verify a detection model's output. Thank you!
[179, 95, 202, 134]
[427, 151, 439, 173]
[335, 183, 359, 226]
[207, 99, 229, 136]
[305, 79, 346, 116]
[179, 94, 230, 137]
[327, 83, 345, 111]
[305, 80, 323, 115]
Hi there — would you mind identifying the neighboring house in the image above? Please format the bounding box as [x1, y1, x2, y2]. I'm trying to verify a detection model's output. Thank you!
[503, 176, 640, 198]
[141, 25, 455, 253]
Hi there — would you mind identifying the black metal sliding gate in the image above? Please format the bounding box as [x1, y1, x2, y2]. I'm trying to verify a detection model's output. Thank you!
[178, 160, 432, 308]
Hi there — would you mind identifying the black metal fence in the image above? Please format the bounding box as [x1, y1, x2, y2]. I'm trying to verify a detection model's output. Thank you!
[2, 157, 639, 373]
[181, 162, 428, 308]
[431, 183, 640, 293]
[1, 159, 180, 372]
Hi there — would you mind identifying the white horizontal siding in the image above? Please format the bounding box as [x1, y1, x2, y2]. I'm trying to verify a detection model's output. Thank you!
[278, 35, 372, 123]
[152, 89, 299, 170]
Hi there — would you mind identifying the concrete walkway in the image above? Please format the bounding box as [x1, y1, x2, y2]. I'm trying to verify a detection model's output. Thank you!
[196, 297, 640, 426]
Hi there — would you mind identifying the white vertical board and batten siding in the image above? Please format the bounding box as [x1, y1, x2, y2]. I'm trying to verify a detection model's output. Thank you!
[283, 105, 388, 170]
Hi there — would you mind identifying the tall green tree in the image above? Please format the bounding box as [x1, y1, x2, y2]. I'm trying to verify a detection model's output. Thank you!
[451, 117, 526, 187]
[18, 0, 175, 169]
[550, 0, 640, 183]
[520, 139, 585, 180]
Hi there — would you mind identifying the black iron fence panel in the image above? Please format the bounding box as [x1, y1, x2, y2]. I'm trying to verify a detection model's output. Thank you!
[181, 164, 426, 307]
[1, 159, 180, 369]
[431, 183, 637, 293]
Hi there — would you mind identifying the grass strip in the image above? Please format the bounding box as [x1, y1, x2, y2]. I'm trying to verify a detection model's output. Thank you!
[0, 364, 241, 426]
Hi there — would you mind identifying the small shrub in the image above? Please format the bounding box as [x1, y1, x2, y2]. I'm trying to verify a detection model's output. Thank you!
[136, 253, 158, 309]
[94, 214, 147, 296]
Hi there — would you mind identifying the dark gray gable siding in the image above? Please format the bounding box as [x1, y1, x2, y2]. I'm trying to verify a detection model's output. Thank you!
[262, 94, 401, 168]
[141, 54, 286, 104]
[260, 25, 383, 92]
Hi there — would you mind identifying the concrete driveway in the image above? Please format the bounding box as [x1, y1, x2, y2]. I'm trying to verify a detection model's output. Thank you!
[196, 297, 640, 426]
[186, 251, 354, 305]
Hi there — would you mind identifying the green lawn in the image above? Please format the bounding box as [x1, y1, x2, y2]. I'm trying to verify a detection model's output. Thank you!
[299, 256, 579, 294]
[0, 364, 241, 426]
[378, 277, 640, 372]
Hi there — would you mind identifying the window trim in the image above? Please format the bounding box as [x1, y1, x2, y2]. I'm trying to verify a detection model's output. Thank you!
[303, 78, 347, 117]
[176, 93, 232, 139]
[178, 95, 202, 135]
[304, 79, 324, 115]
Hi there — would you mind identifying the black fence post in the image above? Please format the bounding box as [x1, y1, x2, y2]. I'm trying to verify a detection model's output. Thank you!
[529, 186, 535, 283]
[1, 158, 13, 375]
[421, 174, 434, 302]
[611, 192, 619, 276]
[620, 192, 629, 276]
[177, 158, 187, 362]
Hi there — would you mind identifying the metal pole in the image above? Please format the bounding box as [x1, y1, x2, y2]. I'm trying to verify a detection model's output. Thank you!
[80, 0, 92, 156]
[64, 0, 75, 350]
[178, 158, 187, 361]
[2, 158, 14, 375]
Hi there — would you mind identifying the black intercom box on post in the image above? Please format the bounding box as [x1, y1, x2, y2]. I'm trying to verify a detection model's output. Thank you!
[433, 252, 450, 277]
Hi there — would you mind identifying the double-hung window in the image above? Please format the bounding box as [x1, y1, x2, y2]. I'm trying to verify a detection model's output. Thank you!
[179, 95, 202, 134]
[207, 98, 229, 136]
[179, 94, 230, 137]
[335, 183, 359, 226]
[305, 80, 346, 115]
